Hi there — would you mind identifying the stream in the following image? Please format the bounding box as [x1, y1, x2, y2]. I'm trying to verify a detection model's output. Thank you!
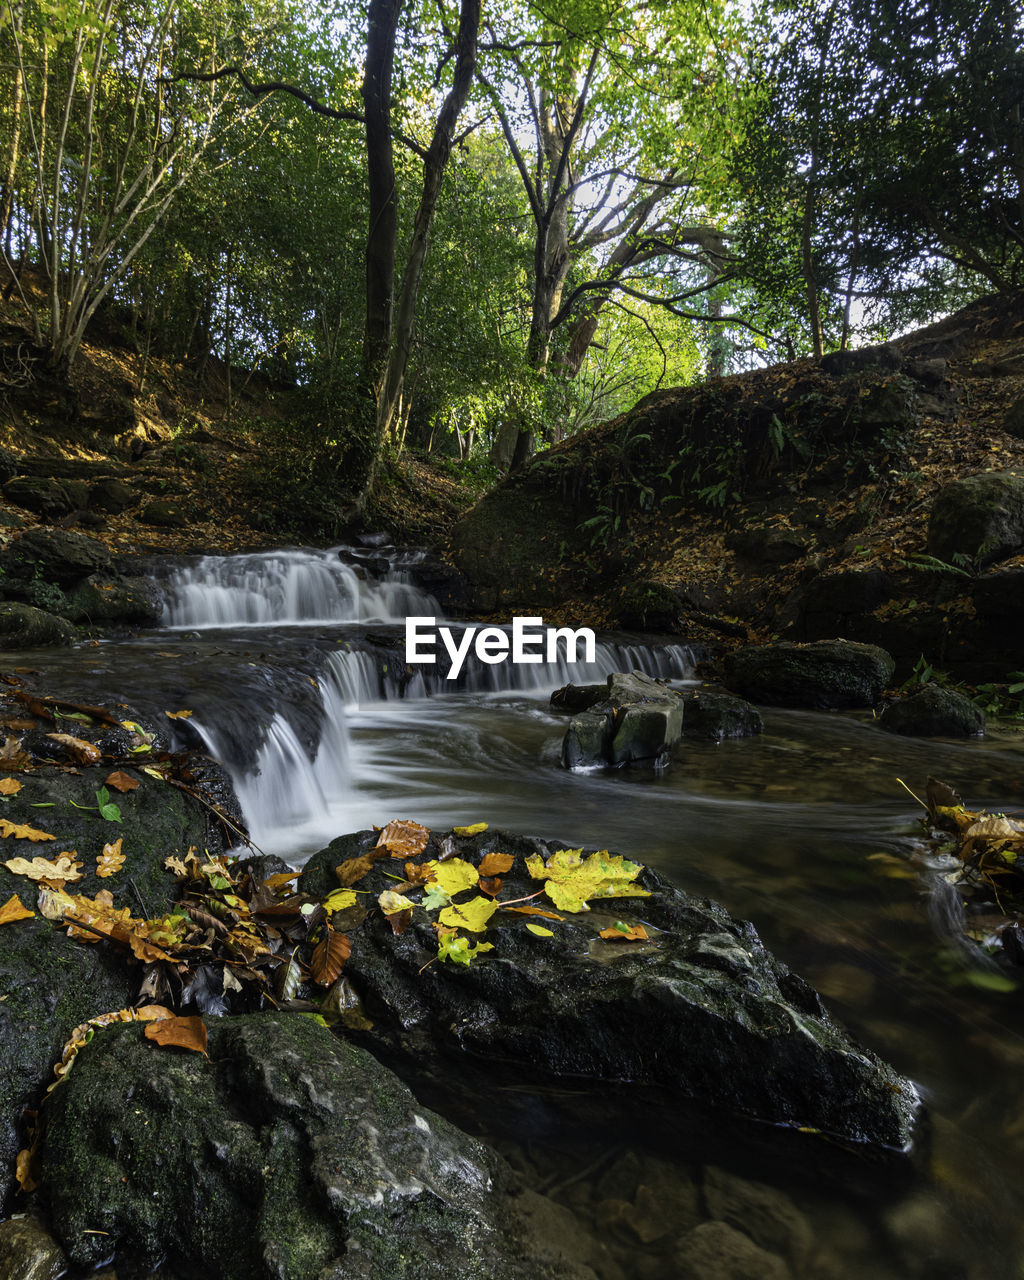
[14, 544, 1024, 1278]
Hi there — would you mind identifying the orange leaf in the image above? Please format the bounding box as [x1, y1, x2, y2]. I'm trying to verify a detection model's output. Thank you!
[311, 927, 351, 986]
[478, 877, 503, 898]
[129, 932, 174, 963]
[0, 777, 22, 795]
[0, 736, 31, 771]
[263, 871, 301, 892]
[503, 905, 564, 921]
[164, 709, 193, 720]
[478, 852, 514, 876]
[403, 861, 435, 885]
[15, 1145, 39, 1193]
[375, 819, 429, 859]
[0, 893, 34, 924]
[599, 923, 650, 942]
[0, 819, 56, 842]
[336, 855, 377, 886]
[45, 733, 102, 765]
[104, 770, 140, 793]
[144, 1015, 208, 1056]
[96, 837, 125, 878]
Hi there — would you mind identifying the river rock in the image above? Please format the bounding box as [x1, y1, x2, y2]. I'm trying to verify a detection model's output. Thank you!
[561, 671, 684, 767]
[879, 685, 985, 737]
[927, 471, 1024, 566]
[702, 1167, 813, 1271]
[0, 1216, 66, 1280]
[0, 603, 78, 648]
[0, 763, 233, 1211]
[2, 477, 77, 517]
[723, 640, 895, 709]
[62, 575, 160, 627]
[551, 682, 607, 713]
[682, 690, 762, 739]
[674, 1221, 791, 1280]
[298, 828, 920, 1153]
[3, 527, 113, 585]
[40, 1014, 605, 1280]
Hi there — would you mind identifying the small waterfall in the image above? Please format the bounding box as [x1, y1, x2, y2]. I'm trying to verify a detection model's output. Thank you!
[158, 547, 437, 629]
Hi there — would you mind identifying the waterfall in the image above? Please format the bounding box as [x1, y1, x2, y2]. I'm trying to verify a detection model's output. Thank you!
[158, 546, 438, 628]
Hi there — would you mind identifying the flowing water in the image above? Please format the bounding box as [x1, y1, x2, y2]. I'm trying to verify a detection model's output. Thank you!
[15, 545, 1024, 1278]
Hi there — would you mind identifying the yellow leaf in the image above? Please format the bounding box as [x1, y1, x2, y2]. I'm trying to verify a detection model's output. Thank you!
[4, 854, 82, 882]
[15, 1146, 38, 1193]
[37, 885, 76, 920]
[96, 838, 125, 878]
[377, 888, 410, 915]
[526, 847, 650, 913]
[324, 888, 357, 912]
[164, 709, 193, 720]
[0, 778, 22, 795]
[438, 895, 497, 933]
[163, 856, 189, 877]
[0, 893, 34, 924]
[0, 819, 56, 842]
[427, 857, 479, 896]
[453, 822, 489, 836]
[526, 923, 554, 937]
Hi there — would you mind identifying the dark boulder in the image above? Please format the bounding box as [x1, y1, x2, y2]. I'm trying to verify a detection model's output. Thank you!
[1005, 393, 1024, 441]
[2, 477, 77, 518]
[3, 527, 112, 585]
[780, 570, 893, 639]
[682, 689, 763, 740]
[87, 477, 136, 514]
[928, 471, 1024, 566]
[879, 685, 985, 737]
[561, 671, 685, 767]
[140, 497, 188, 528]
[0, 603, 78, 648]
[551, 682, 607, 714]
[299, 828, 919, 1153]
[62, 576, 160, 627]
[0, 762, 234, 1211]
[724, 640, 895, 709]
[40, 1014, 605, 1280]
[0, 1216, 66, 1280]
[725, 527, 809, 567]
[615, 580, 681, 631]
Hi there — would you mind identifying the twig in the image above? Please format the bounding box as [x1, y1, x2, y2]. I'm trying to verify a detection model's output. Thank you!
[896, 777, 927, 809]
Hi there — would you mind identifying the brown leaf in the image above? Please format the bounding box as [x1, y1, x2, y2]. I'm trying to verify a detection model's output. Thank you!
[0, 735, 30, 771]
[0, 893, 34, 925]
[264, 871, 301, 893]
[0, 819, 56, 842]
[478, 852, 515, 876]
[45, 733, 102, 765]
[105, 770, 140, 793]
[311, 926, 351, 986]
[96, 838, 125, 878]
[478, 876, 503, 898]
[0, 777, 22, 795]
[144, 1015, 208, 1056]
[385, 907, 413, 935]
[375, 819, 430, 859]
[15, 1145, 39, 1193]
[336, 855, 377, 886]
[403, 861, 435, 885]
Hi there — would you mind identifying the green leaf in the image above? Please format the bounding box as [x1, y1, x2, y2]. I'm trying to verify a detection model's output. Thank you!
[436, 933, 494, 965]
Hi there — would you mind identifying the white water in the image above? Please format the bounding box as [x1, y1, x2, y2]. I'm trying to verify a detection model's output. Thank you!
[151, 545, 697, 856]
[158, 547, 437, 628]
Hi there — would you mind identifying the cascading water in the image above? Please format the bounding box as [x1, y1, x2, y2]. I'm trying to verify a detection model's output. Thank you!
[158, 547, 437, 628]
[146, 545, 697, 855]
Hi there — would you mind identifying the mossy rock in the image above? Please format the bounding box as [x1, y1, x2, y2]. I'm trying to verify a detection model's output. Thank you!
[63, 576, 159, 627]
[928, 471, 1024, 567]
[682, 690, 763, 739]
[140, 498, 188, 528]
[724, 640, 895, 709]
[616, 580, 681, 631]
[3, 527, 113, 586]
[0, 603, 79, 648]
[879, 685, 985, 737]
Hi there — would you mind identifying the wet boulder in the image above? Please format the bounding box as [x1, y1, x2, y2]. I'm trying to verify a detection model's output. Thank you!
[879, 685, 985, 737]
[62, 576, 160, 627]
[87, 477, 136, 514]
[140, 497, 188, 528]
[682, 689, 762, 740]
[550, 682, 607, 714]
[0, 602, 78, 648]
[927, 471, 1024, 566]
[0, 1216, 66, 1280]
[299, 828, 920, 1154]
[724, 640, 895, 709]
[40, 1014, 604, 1280]
[561, 671, 684, 767]
[2, 477, 79, 518]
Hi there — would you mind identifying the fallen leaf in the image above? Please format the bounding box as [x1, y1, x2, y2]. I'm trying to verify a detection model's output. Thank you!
[436, 930, 494, 965]
[526, 923, 555, 937]
[163, 855, 189, 877]
[46, 733, 101, 765]
[164, 709, 194, 720]
[324, 888, 358, 913]
[438, 895, 497, 933]
[264, 871, 301, 892]
[599, 922, 650, 941]
[128, 932, 174, 963]
[525, 848, 651, 913]
[503, 905, 564, 921]
[104, 770, 140, 793]
[427, 858, 479, 897]
[453, 822, 488, 837]
[478, 852, 514, 876]
[478, 876, 503, 897]
[375, 819, 430, 859]
[378, 888, 411, 915]
[311, 926, 351, 986]
[0, 819, 56, 842]
[403, 861, 435, 885]
[336, 854, 377, 886]
[96, 838, 125, 878]
[4, 854, 81, 882]
[15, 1146, 38, 1193]
[0, 778, 22, 795]
[144, 1015, 208, 1056]
[0, 893, 34, 924]
[0, 736, 30, 771]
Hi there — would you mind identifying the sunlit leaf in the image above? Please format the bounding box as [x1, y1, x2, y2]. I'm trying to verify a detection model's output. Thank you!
[163, 855, 189, 877]
[526, 848, 650, 913]
[164, 709, 194, 720]
[436, 929, 494, 965]
[144, 1015, 208, 1056]
[265, 871, 301, 892]
[0, 893, 34, 924]
[453, 822, 488, 836]
[378, 888, 410, 915]
[438, 894, 497, 933]
[599, 922, 650, 941]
